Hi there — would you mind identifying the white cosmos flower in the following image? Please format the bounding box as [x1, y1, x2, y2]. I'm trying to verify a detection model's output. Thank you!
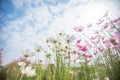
[57, 31, 65, 37]
[34, 46, 42, 53]
[20, 65, 36, 77]
[64, 34, 75, 43]
[48, 37, 56, 43]
[22, 49, 35, 57]
[18, 62, 26, 67]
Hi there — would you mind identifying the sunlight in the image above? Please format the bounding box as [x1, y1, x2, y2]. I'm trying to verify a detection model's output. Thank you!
[83, 2, 107, 24]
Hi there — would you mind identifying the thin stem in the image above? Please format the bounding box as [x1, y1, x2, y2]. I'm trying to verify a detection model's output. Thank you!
[20, 74, 23, 80]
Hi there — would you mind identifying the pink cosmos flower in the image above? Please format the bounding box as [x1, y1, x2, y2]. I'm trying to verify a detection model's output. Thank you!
[103, 40, 111, 48]
[112, 33, 120, 49]
[114, 33, 120, 41]
[83, 54, 92, 58]
[93, 51, 98, 55]
[111, 17, 120, 23]
[110, 17, 120, 28]
[103, 23, 108, 29]
[76, 40, 81, 46]
[94, 30, 99, 34]
[76, 40, 81, 43]
[77, 52, 81, 55]
[103, 33, 120, 50]
[77, 45, 87, 52]
[74, 26, 84, 32]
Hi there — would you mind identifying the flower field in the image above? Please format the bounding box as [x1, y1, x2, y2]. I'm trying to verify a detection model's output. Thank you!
[0, 12, 120, 80]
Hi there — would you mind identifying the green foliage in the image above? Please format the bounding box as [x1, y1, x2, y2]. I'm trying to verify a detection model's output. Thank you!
[106, 50, 120, 80]
[0, 66, 7, 80]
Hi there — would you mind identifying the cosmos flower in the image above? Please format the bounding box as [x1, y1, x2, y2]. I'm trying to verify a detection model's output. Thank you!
[76, 39, 81, 43]
[77, 45, 87, 52]
[74, 26, 84, 32]
[46, 37, 58, 44]
[18, 62, 26, 67]
[111, 33, 120, 50]
[18, 62, 36, 77]
[57, 31, 65, 37]
[94, 30, 99, 34]
[93, 50, 98, 55]
[20, 65, 36, 77]
[103, 33, 120, 50]
[22, 49, 34, 58]
[103, 40, 111, 48]
[111, 17, 120, 23]
[80, 46, 87, 51]
[77, 52, 81, 55]
[83, 54, 92, 58]
[64, 35, 75, 43]
[34, 46, 42, 53]
[102, 23, 108, 29]
[76, 39, 88, 52]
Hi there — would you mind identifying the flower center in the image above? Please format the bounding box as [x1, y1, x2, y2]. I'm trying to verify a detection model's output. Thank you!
[24, 54, 29, 57]
[110, 39, 118, 45]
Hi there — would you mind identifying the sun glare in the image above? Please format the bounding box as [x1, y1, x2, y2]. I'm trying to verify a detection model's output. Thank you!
[84, 3, 107, 23]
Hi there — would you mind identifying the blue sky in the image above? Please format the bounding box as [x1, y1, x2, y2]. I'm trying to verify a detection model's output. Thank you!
[0, 0, 120, 65]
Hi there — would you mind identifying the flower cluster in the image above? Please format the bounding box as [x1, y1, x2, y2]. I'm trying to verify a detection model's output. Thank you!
[18, 62, 36, 77]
